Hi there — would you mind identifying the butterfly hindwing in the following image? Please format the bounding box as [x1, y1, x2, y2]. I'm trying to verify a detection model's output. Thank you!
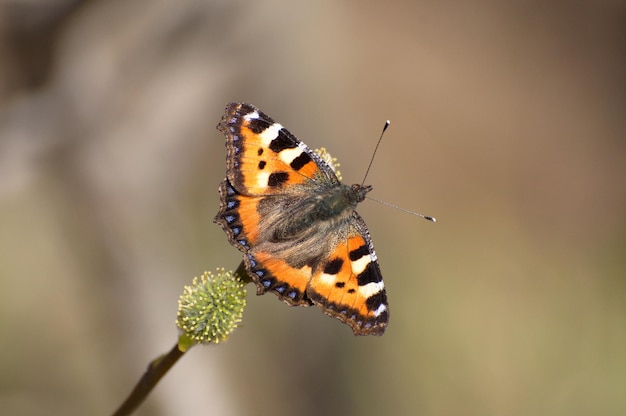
[217, 177, 312, 306]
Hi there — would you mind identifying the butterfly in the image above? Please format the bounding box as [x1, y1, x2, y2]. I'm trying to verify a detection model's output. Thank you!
[214, 102, 388, 335]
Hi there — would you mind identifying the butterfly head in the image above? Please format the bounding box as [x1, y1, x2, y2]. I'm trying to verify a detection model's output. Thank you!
[351, 183, 373, 204]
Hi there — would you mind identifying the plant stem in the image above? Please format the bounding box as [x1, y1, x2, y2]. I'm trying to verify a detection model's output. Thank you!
[112, 343, 185, 416]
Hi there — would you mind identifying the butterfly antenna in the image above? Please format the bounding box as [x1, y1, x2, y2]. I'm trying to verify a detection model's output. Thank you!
[366, 196, 436, 222]
[361, 120, 390, 187]
[361, 120, 436, 223]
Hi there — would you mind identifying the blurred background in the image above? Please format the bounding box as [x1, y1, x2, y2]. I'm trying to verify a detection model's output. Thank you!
[1, 1, 624, 415]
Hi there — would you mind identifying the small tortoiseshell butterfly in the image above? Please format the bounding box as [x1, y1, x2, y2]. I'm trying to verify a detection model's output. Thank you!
[214, 102, 388, 335]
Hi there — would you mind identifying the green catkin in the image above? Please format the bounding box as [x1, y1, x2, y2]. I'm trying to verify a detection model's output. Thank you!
[176, 269, 246, 345]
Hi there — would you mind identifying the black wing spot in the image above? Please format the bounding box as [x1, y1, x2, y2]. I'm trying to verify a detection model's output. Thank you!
[324, 258, 344, 275]
[290, 152, 311, 171]
[349, 244, 369, 261]
[269, 134, 297, 153]
[247, 118, 270, 134]
[365, 291, 387, 311]
[357, 262, 380, 286]
[268, 172, 289, 187]
[258, 160, 266, 170]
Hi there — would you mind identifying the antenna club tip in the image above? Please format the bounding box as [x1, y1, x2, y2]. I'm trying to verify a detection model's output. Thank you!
[426, 216, 436, 222]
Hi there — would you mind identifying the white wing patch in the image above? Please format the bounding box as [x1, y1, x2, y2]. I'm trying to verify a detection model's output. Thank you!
[255, 171, 271, 189]
[259, 123, 283, 147]
[351, 255, 370, 275]
[358, 281, 384, 299]
[278, 147, 304, 165]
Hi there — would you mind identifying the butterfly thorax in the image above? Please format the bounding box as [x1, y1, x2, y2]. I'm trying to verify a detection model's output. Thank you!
[259, 183, 372, 242]
[312, 183, 371, 221]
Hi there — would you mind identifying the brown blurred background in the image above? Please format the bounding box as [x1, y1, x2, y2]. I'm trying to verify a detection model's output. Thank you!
[1, 1, 625, 415]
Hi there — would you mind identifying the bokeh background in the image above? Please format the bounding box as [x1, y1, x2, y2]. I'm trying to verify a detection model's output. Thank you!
[1, 1, 624, 415]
